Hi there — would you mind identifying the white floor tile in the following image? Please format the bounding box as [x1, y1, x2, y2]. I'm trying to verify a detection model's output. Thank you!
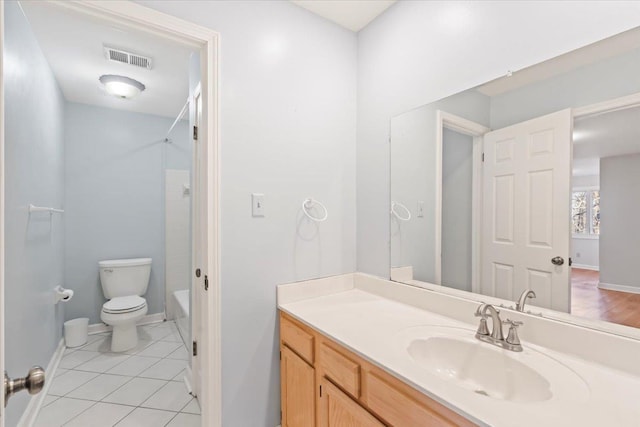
[107, 355, 161, 377]
[42, 394, 59, 407]
[165, 345, 189, 361]
[48, 370, 98, 396]
[138, 325, 172, 341]
[140, 381, 192, 412]
[78, 335, 112, 352]
[159, 331, 183, 343]
[171, 368, 186, 382]
[74, 352, 130, 373]
[181, 397, 200, 415]
[54, 368, 69, 378]
[66, 373, 131, 401]
[102, 377, 167, 407]
[138, 359, 186, 381]
[58, 350, 100, 369]
[122, 339, 154, 355]
[64, 402, 134, 427]
[34, 397, 94, 427]
[136, 341, 181, 358]
[114, 407, 176, 427]
[166, 412, 201, 427]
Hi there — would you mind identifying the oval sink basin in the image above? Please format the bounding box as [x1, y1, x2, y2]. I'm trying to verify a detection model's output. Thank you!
[397, 326, 589, 404]
[408, 336, 551, 402]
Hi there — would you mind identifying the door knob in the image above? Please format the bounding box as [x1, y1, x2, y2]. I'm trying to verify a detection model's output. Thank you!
[4, 366, 45, 407]
[551, 256, 565, 266]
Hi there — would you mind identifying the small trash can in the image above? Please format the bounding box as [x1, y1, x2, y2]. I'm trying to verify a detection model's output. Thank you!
[64, 318, 89, 348]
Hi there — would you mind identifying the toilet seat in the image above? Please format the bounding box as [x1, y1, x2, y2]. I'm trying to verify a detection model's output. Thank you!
[103, 295, 146, 314]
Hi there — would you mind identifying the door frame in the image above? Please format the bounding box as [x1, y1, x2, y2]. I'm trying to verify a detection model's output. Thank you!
[435, 111, 490, 292]
[0, 2, 222, 426]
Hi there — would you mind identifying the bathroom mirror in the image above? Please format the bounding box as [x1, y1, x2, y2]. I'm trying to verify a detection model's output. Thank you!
[390, 26, 640, 336]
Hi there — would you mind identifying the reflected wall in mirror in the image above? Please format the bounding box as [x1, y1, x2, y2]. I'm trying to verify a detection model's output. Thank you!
[390, 26, 640, 331]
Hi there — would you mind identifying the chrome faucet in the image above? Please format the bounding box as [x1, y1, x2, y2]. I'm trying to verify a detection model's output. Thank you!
[516, 289, 536, 312]
[474, 303, 523, 352]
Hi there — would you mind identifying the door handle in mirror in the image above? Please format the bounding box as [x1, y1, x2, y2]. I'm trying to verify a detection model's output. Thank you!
[551, 256, 565, 266]
[4, 366, 45, 407]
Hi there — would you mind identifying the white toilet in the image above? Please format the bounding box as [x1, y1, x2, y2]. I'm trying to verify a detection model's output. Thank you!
[99, 258, 151, 352]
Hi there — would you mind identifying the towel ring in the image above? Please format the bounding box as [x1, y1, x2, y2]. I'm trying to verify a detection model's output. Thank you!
[302, 198, 328, 222]
[390, 201, 411, 221]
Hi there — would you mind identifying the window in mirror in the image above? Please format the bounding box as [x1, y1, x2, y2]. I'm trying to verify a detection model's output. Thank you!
[571, 191, 587, 234]
[572, 190, 600, 236]
[591, 190, 600, 235]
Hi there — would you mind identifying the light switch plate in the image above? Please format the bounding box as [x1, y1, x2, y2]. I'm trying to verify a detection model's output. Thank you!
[252, 193, 265, 217]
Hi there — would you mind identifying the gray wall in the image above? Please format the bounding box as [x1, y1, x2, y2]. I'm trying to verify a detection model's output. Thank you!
[137, 2, 358, 426]
[599, 154, 640, 289]
[390, 90, 489, 284]
[4, 2, 66, 424]
[64, 102, 188, 323]
[441, 129, 473, 291]
[357, 0, 640, 279]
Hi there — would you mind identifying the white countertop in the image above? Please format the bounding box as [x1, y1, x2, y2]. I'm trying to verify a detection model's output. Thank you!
[277, 275, 640, 427]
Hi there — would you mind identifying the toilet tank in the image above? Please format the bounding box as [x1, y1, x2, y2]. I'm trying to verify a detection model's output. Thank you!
[99, 258, 152, 299]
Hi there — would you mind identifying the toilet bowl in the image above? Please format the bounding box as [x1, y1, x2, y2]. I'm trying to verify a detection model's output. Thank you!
[101, 295, 148, 352]
[99, 258, 152, 352]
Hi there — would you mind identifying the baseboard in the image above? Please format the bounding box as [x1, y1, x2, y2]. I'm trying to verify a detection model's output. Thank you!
[598, 282, 640, 294]
[18, 338, 65, 427]
[572, 264, 599, 271]
[87, 312, 166, 335]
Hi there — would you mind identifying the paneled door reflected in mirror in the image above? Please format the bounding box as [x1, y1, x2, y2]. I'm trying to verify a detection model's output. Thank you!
[390, 26, 640, 331]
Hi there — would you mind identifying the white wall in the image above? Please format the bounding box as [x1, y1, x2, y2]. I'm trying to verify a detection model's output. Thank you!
[357, 0, 640, 278]
[600, 154, 640, 289]
[64, 102, 189, 324]
[4, 2, 65, 424]
[136, 2, 357, 426]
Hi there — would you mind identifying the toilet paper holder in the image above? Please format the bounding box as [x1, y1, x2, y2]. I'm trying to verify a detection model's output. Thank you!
[54, 286, 74, 304]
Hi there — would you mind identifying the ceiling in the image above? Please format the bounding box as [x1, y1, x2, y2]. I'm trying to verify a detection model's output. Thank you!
[291, 0, 397, 32]
[478, 26, 640, 97]
[20, 2, 194, 119]
[573, 105, 640, 176]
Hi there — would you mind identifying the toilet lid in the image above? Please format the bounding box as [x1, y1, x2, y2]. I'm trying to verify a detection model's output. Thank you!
[103, 295, 146, 313]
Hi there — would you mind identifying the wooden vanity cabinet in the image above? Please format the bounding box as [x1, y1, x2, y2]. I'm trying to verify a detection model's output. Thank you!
[279, 311, 476, 427]
[281, 346, 316, 427]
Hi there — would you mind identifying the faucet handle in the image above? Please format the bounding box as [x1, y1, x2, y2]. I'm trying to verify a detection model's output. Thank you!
[504, 319, 523, 346]
[476, 318, 490, 336]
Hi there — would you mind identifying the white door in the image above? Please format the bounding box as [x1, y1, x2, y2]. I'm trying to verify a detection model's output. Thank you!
[481, 109, 572, 312]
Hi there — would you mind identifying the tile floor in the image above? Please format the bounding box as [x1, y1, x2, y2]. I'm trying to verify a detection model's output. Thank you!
[36, 321, 200, 427]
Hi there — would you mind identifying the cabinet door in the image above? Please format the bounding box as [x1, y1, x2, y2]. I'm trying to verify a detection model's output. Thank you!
[281, 346, 316, 427]
[320, 379, 384, 427]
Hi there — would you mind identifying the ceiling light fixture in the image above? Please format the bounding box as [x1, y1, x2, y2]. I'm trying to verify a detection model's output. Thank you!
[99, 74, 145, 99]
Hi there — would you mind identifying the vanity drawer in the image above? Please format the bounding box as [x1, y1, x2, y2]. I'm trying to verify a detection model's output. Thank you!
[363, 369, 475, 427]
[280, 313, 315, 365]
[320, 342, 361, 398]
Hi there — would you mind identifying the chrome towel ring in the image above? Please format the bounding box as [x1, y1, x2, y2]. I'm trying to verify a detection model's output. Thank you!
[302, 198, 328, 222]
[390, 201, 411, 221]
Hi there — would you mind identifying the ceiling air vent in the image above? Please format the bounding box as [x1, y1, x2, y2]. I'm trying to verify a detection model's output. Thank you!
[104, 46, 153, 70]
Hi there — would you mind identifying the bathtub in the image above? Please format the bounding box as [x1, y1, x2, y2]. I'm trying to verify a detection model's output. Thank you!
[172, 289, 190, 349]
